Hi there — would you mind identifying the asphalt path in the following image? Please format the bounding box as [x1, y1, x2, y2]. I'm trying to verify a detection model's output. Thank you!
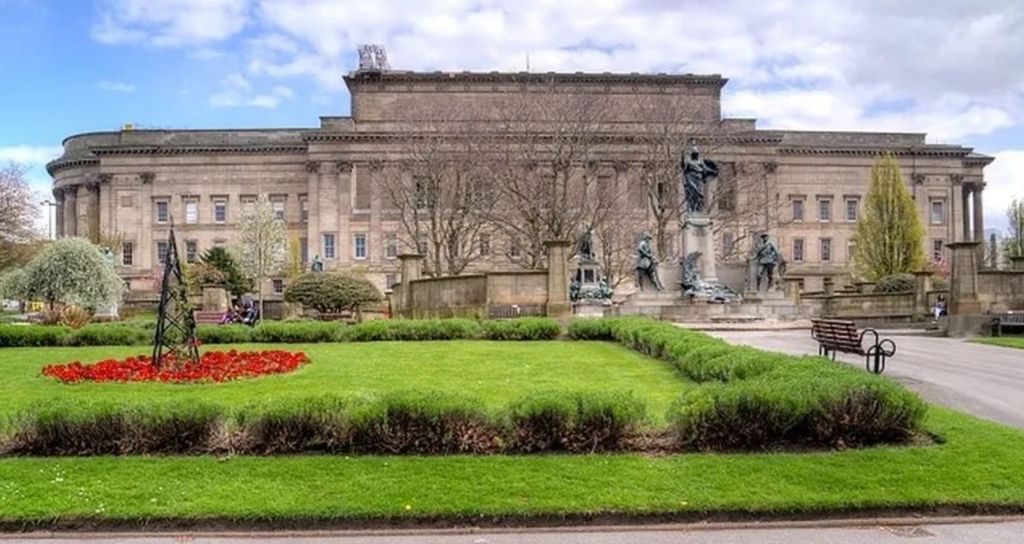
[707, 329, 1024, 428]
[5, 520, 1024, 543]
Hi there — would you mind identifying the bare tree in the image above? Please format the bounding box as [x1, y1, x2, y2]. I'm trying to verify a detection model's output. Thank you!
[482, 81, 620, 269]
[377, 104, 496, 276]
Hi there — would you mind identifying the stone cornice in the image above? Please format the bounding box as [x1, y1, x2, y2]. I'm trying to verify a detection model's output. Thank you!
[778, 146, 973, 158]
[46, 157, 99, 176]
[304, 131, 783, 145]
[90, 145, 308, 156]
[345, 70, 727, 88]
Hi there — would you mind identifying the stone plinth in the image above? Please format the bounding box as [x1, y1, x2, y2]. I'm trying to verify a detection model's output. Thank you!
[544, 240, 573, 319]
[1012, 256, 1024, 271]
[397, 253, 424, 315]
[201, 287, 229, 312]
[912, 270, 933, 318]
[948, 241, 982, 315]
[681, 214, 716, 282]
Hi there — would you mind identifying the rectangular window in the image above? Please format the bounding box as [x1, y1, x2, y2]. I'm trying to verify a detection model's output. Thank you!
[722, 231, 735, 256]
[213, 199, 227, 223]
[933, 239, 944, 261]
[417, 235, 428, 255]
[354, 233, 367, 260]
[272, 279, 285, 295]
[240, 195, 256, 214]
[792, 199, 804, 222]
[121, 242, 134, 266]
[156, 241, 169, 265]
[385, 233, 398, 258]
[299, 196, 309, 223]
[793, 238, 804, 263]
[820, 238, 833, 263]
[272, 198, 286, 221]
[509, 237, 521, 258]
[847, 240, 856, 263]
[479, 233, 490, 256]
[184, 199, 198, 224]
[385, 273, 398, 289]
[323, 233, 336, 259]
[300, 237, 309, 264]
[845, 199, 858, 222]
[930, 200, 946, 225]
[185, 240, 198, 263]
[818, 199, 832, 222]
[155, 200, 169, 224]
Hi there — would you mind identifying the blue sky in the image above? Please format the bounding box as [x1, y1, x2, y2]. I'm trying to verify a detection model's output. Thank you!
[2, 0, 1022, 230]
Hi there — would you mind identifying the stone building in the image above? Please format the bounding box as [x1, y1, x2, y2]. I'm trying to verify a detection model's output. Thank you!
[48, 65, 993, 300]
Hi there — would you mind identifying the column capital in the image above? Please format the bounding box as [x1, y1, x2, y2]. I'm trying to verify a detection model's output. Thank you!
[950, 173, 964, 185]
[139, 172, 155, 184]
[305, 160, 321, 173]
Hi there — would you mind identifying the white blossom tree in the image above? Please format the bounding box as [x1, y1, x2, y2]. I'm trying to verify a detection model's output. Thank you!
[17, 237, 124, 310]
[238, 194, 287, 322]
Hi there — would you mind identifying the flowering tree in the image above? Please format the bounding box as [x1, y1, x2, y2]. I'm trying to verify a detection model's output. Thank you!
[238, 194, 286, 322]
[16, 237, 124, 310]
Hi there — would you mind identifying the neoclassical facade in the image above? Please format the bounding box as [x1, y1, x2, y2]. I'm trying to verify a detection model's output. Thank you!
[49, 68, 992, 299]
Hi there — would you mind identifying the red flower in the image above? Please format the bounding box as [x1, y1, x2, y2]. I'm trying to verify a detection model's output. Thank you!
[42, 350, 309, 384]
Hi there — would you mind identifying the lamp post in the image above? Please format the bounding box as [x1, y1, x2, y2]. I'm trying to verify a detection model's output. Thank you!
[41, 199, 57, 240]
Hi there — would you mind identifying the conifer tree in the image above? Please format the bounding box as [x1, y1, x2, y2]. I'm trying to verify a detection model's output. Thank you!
[852, 153, 925, 281]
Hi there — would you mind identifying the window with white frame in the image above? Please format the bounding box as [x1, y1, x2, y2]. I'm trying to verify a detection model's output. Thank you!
[793, 238, 804, 262]
[156, 240, 169, 264]
[385, 233, 397, 259]
[184, 198, 198, 224]
[299, 195, 308, 223]
[354, 233, 367, 260]
[930, 200, 946, 225]
[155, 200, 169, 224]
[845, 198, 858, 222]
[272, 279, 285, 295]
[479, 233, 490, 256]
[818, 198, 832, 222]
[185, 240, 198, 263]
[213, 198, 227, 223]
[271, 198, 286, 221]
[385, 273, 398, 289]
[323, 233, 336, 259]
[933, 239, 944, 261]
[121, 242, 134, 266]
[791, 199, 804, 222]
[820, 237, 833, 262]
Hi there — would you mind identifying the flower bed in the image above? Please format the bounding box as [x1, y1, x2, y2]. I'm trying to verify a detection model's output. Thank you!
[41, 350, 309, 384]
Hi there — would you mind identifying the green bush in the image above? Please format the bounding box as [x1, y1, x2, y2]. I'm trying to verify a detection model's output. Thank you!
[342, 319, 481, 342]
[503, 391, 646, 453]
[251, 321, 342, 343]
[64, 323, 150, 346]
[875, 273, 916, 293]
[237, 396, 353, 454]
[0, 325, 70, 347]
[481, 318, 562, 341]
[197, 324, 253, 344]
[566, 319, 615, 340]
[349, 392, 499, 454]
[284, 272, 382, 314]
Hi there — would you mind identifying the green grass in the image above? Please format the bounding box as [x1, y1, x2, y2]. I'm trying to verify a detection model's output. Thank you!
[2, 407, 1024, 522]
[0, 341, 688, 423]
[974, 337, 1024, 350]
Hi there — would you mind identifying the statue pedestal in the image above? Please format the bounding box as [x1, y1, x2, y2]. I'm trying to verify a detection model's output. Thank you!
[681, 214, 717, 283]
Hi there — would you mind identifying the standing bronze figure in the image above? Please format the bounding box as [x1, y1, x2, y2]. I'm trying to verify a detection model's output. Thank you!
[681, 146, 719, 214]
[754, 233, 785, 291]
[635, 233, 663, 291]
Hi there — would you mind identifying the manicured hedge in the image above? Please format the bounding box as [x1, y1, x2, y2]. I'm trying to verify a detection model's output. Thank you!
[3, 391, 646, 456]
[0, 325, 70, 347]
[574, 317, 927, 450]
[481, 317, 562, 341]
[341, 318, 482, 342]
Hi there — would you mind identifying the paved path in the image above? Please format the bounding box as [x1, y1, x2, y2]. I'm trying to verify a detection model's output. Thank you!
[6, 521, 1024, 543]
[707, 329, 1024, 428]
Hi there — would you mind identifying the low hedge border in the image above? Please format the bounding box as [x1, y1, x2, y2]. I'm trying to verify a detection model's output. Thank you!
[0, 317, 563, 347]
[2, 391, 648, 456]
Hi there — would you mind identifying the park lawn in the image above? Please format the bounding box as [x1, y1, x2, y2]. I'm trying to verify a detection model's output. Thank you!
[2, 406, 1024, 523]
[0, 341, 689, 423]
[973, 337, 1024, 350]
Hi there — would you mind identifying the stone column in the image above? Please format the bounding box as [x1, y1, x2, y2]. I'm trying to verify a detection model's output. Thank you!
[397, 253, 424, 317]
[544, 240, 573, 319]
[972, 184, 985, 244]
[54, 191, 65, 238]
[63, 186, 78, 237]
[912, 270, 934, 319]
[77, 184, 98, 242]
[961, 185, 972, 242]
[947, 241, 981, 315]
[305, 160, 321, 267]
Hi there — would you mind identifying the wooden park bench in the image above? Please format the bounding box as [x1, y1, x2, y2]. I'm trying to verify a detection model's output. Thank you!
[193, 310, 224, 325]
[810, 318, 896, 374]
[993, 311, 1024, 336]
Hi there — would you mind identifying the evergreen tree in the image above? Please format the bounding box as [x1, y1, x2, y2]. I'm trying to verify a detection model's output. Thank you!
[852, 153, 926, 281]
[1006, 198, 1024, 259]
[200, 246, 252, 299]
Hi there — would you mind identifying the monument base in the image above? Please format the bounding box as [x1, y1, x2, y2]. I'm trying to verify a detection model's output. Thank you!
[681, 214, 716, 282]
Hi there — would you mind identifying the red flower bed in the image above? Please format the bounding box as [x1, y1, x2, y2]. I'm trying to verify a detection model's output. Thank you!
[42, 350, 309, 384]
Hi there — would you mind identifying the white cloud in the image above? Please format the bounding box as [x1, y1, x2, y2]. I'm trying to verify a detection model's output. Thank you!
[92, 0, 251, 47]
[98, 80, 137, 93]
[0, 145, 63, 166]
[985, 150, 1024, 232]
[209, 73, 293, 108]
